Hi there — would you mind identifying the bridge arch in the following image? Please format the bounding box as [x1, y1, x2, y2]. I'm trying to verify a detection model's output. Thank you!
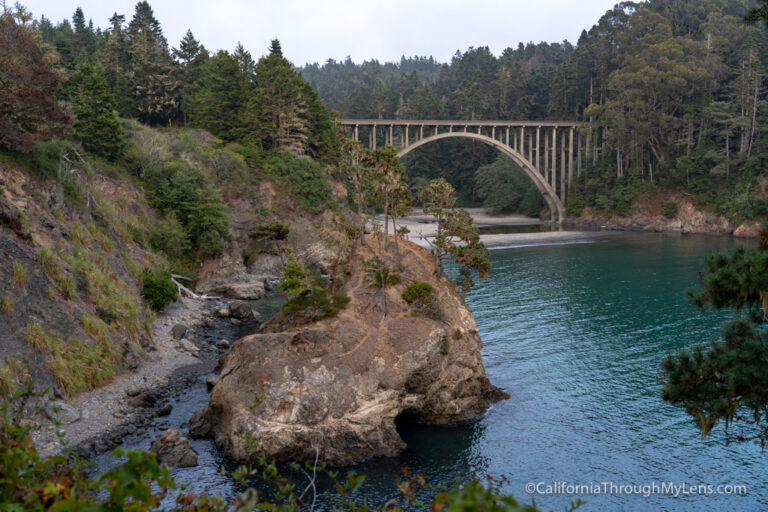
[397, 132, 565, 222]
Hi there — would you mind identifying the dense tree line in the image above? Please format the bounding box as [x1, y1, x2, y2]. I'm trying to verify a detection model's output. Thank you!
[302, 0, 768, 221]
[9, 1, 338, 161]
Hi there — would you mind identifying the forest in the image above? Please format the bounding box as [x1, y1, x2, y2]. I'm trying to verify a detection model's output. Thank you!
[303, 0, 768, 221]
[5, 1, 768, 221]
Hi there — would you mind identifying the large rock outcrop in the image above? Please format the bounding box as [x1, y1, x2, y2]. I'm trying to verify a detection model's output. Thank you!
[199, 237, 507, 466]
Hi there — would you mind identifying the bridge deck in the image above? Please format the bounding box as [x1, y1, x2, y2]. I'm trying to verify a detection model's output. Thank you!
[340, 119, 580, 128]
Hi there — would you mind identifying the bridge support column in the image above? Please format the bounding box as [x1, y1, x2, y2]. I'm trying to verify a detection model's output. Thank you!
[577, 131, 582, 176]
[389, 125, 393, 146]
[568, 127, 574, 184]
[536, 126, 541, 172]
[506, 127, 510, 147]
[371, 125, 376, 150]
[551, 128, 557, 191]
[560, 131, 566, 204]
[405, 125, 409, 148]
[544, 130, 549, 183]
[354, 124, 359, 142]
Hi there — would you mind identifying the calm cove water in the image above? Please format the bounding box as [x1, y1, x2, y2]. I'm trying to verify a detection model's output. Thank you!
[340, 232, 768, 511]
[100, 232, 768, 510]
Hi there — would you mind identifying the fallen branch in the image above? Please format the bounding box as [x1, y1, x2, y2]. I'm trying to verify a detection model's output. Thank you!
[171, 274, 219, 300]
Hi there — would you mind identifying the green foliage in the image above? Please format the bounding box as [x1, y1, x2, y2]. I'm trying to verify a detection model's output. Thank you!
[255, 150, 332, 213]
[12, 260, 27, 289]
[249, 220, 290, 241]
[144, 160, 230, 257]
[363, 256, 401, 288]
[0, 15, 71, 152]
[279, 252, 313, 299]
[661, 238, 768, 445]
[24, 322, 120, 395]
[440, 334, 450, 355]
[69, 61, 125, 159]
[661, 201, 678, 219]
[280, 290, 350, 323]
[278, 251, 350, 323]
[402, 281, 435, 304]
[141, 268, 177, 311]
[474, 155, 544, 215]
[149, 213, 190, 260]
[453, 328, 463, 339]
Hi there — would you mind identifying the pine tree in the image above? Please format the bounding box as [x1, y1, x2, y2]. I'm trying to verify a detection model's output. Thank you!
[98, 13, 133, 116]
[70, 61, 124, 159]
[173, 29, 208, 123]
[250, 39, 311, 154]
[126, 1, 178, 124]
[0, 15, 71, 151]
[187, 50, 248, 141]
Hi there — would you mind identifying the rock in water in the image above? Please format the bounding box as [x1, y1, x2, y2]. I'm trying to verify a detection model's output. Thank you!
[171, 323, 188, 340]
[150, 429, 198, 467]
[229, 300, 254, 319]
[204, 238, 508, 466]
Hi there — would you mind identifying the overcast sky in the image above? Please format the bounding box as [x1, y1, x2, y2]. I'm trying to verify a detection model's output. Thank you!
[23, 0, 619, 66]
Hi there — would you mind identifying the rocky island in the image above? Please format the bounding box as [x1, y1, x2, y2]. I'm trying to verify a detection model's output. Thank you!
[194, 236, 508, 465]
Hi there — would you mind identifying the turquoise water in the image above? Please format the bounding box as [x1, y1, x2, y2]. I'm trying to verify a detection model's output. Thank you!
[347, 232, 768, 511]
[104, 233, 768, 510]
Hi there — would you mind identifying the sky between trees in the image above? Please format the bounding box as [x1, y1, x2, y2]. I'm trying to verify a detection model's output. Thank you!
[21, 0, 619, 65]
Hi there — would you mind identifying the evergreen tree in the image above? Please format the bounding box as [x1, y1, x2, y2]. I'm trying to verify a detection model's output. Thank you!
[69, 61, 124, 159]
[173, 29, 208, 123]
[662, 238, 768, 446]
[0, 14, 71, 151]
[126, 1, 178, 124]
[98, 13, 133, 117]
[187, 50, 248, 141]
[250, 39, 311, 154]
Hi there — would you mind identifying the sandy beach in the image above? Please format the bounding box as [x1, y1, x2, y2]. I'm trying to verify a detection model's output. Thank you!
[375, 208, 617, 249]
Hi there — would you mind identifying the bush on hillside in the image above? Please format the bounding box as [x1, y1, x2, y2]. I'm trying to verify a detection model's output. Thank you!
[141, 268, 177, 311]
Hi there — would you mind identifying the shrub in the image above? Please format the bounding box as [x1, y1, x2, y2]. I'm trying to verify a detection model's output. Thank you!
[256, 151, 332, 213]
[402, 281, 435, 304]
[281, 289, 350, 322]
[0, 297, 13, 315]
[12, 260, 27, 289]
[453, 328, 463, 339]
[440, 334, 450, 355]
[141, 268, 177, 311]
[149, 214, 190, 260]
[402, 281, 441, 318]
[249, 220, 290, 242]
[661, 201, 678, 219]
[364, 257, 401, 288]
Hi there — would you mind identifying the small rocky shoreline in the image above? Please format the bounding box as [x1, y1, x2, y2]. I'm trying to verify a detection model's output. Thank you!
[31, 296, 262, 460]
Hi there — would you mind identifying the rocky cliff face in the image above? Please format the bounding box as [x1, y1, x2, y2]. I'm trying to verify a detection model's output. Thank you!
[197, 237, 507, 465]
[567, 200, 760, 237]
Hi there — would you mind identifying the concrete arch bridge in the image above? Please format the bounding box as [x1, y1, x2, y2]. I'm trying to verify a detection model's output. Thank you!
[339, 119, 587, 222]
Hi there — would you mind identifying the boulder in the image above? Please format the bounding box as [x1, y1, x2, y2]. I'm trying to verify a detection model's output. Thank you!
[179, 339, 199, 356]
[188, 409, 210, 439]
[171, 323, 188, 340]
[215, 308, 230, 318]
[204, 238, 507, 466]
[216, 339, 231, 349]
[150, 429, 198, 467]
[205, 375, 217, 391]
[229, 300, 253, 319]
[45, 402, 80, 424]
[734, 220, 762, 238]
